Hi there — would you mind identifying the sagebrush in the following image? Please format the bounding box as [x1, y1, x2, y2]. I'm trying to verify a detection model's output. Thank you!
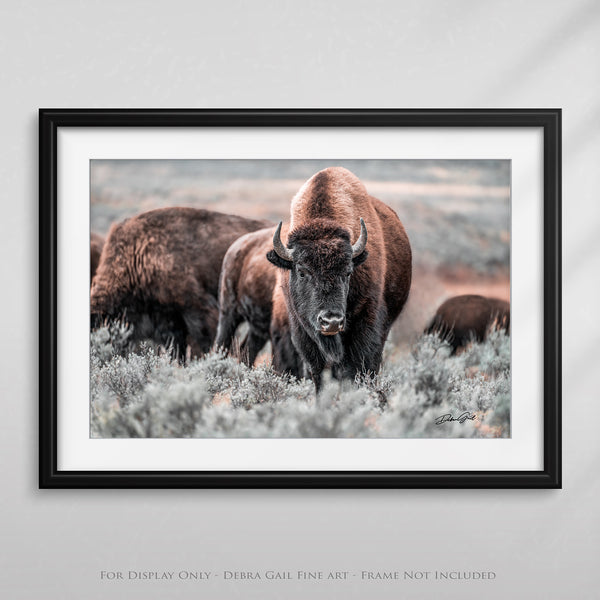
[90, 325, 510, 439]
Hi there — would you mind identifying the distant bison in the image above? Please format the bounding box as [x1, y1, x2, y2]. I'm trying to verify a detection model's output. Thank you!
[214, 225, 301, 377]
[90, 207, 270, 358]
[266, 167, 412, 391]
[90, 232, 105, 283]
[425, 294, 510, 353]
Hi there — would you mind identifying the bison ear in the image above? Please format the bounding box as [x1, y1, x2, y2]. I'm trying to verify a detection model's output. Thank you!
[266, 249, 293, 270]
[352, 249, 368, 267]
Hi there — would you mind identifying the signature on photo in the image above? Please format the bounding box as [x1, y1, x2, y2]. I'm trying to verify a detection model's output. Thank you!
[435, 412, 478, 425]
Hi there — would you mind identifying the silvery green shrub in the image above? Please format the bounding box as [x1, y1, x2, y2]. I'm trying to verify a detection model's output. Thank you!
[90, 325, 510, 439]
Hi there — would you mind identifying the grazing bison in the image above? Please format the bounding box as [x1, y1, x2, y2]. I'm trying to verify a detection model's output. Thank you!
[266, 167, 412, 391]
[90, 232, 105, 283]
[90, 207, 270, 358]
[214, 225, 302, 377]
[425, 294, 510, 354]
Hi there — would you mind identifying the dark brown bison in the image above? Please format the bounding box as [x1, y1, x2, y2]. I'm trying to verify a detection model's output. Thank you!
[266, 167, 412, 391]
[425, 294, 510, 354]
[270, 284, 302, 378]
[90, 207, 270, 358]
[214, 225, 302, 376]
[215, 226, 275, 365]
[90, 232, 104, 283]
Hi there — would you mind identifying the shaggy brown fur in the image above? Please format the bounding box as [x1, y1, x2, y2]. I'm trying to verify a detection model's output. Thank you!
[90, 232, 105, 283]
[425, 294, 510, 354]
[215, 226, 275, 364]
[270, 284, 302, 377]
[90, 207, 270, 358]
[267, 167, 412, 391]
[214, 225, 301, 376]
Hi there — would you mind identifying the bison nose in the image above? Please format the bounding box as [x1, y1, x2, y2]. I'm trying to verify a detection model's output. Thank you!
[318, 311, 345, 335]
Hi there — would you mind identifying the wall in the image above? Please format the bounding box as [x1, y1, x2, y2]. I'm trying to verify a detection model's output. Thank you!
[1, 1, 598, 598]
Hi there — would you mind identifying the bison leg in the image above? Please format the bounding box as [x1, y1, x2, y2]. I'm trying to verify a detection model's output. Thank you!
[183, 302, 219, 357]
[271, 327, 303, 379]
[309, 366, 324, 393]
[291, 328, 326, 393]
[169, 328, 188, 363]
[451, 328, 480, 354]
[344, 342, 388, 408]
[239, 328, 269, 367]
[154, 312, 187, 362]
[147, 308, 189, 363]
[270, 304, 303, 379]
[214, 309, 243, 356]
[342, 329, 386, 381]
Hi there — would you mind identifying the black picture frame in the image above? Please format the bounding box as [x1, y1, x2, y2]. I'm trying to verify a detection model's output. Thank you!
[39, 109, 561, 489]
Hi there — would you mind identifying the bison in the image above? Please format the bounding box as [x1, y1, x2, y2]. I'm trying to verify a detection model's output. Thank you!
[425, 294, 510, 354]
[90, 207, 270, 359]
[90, 232, 105, 283]
[266, 167, 412, 391]
[214, 225, 301, 376]
[215, 226, 275, 365]
[270, 284, 303, 378]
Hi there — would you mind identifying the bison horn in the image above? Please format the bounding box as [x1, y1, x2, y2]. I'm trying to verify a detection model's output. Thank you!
[273, 221, 294, 261]
[351, 218, 368, 258]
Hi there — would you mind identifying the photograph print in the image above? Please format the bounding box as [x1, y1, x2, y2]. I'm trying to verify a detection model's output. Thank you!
[90, 159, 511, 440]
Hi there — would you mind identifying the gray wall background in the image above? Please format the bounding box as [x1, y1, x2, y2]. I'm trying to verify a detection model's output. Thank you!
[1, 1, 598, 598]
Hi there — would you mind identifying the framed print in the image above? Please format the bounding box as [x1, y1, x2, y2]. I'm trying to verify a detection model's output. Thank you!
[39, 109, 561, 488]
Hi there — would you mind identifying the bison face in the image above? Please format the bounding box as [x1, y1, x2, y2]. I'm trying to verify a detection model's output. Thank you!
[267, 219, 368, 339]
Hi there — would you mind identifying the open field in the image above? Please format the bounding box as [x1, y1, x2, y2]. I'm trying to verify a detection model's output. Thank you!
[91, 159, 510, 438]
[91, 159, 510, 275]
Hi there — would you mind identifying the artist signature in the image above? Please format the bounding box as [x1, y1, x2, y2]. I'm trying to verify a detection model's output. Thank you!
[435, 412, 477, 425]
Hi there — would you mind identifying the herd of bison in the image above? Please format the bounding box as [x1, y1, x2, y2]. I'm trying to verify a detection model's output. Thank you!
[90, 167, 510, 397]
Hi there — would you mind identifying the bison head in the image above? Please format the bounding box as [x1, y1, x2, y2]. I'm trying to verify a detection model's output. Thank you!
[267, 218, 368, 339]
